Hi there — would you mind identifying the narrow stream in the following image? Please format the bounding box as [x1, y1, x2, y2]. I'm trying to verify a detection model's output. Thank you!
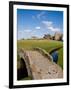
[50, 46, 62, 64]
[51, 51, 58, 64]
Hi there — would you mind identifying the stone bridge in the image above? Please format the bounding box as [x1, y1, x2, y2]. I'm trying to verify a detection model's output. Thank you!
[18, 48, 63, 80]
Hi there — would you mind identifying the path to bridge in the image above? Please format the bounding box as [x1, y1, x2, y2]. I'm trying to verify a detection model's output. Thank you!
[22, 50, 63, 80]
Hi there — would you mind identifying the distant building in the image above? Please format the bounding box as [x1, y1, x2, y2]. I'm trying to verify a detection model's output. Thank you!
[43, 32, 63, 41]
[54, 32, 63, 41]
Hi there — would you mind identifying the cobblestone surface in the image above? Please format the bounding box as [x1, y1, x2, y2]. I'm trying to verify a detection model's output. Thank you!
[25, 50, 63, 80]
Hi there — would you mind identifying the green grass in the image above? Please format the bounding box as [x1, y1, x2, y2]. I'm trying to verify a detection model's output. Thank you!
[17, 39, 63, 69]
[20, 76, 32, 80]
[17, 40, 63, 51]
[57, 48, 63, 69]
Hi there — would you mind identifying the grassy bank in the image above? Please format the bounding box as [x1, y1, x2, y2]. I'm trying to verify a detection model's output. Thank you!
[17, 39, 63, 69]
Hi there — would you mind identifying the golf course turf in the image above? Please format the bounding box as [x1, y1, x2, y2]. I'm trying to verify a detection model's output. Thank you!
[17, 39, 63, 69]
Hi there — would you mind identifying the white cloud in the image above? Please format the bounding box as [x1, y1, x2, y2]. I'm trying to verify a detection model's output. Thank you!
[48, 26, 60, 32]
[42, 21, 60, 32]
[24, 29, 31, 33]
[42, 21, 53, 27]
[32, 12, 45, 20]
[17, 29, 32, 39]
[35, 26, 41, 30]
[37, 12, 45, 19]
[32, 16, 35, 19]
[18, 29, 38, 39]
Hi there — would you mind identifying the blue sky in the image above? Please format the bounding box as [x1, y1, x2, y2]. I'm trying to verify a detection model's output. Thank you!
[17, 9, 63, 40]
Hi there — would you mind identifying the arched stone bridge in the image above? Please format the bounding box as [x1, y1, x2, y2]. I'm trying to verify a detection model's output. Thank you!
[18, 48, 63, 80]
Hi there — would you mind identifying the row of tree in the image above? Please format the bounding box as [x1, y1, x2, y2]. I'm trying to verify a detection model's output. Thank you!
[21, 32, 63, 41]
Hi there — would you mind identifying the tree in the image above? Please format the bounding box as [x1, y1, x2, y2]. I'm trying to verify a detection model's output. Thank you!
[31, 36, 38, 39]
[43, 34, 51, 39]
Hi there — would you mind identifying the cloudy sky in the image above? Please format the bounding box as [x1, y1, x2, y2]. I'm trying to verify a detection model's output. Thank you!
[17, 9, 63, 40]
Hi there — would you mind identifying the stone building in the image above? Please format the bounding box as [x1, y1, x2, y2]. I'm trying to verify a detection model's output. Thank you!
[54, 32, 63, 41]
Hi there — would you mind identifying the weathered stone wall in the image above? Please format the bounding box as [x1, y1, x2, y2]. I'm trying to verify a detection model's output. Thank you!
[33, 47, 53, 62]
[18, 48, 63, 80]
[18, 49, 33, 78]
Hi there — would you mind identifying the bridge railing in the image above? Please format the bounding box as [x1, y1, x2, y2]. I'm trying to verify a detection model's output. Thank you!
[33, 47, 53, 62]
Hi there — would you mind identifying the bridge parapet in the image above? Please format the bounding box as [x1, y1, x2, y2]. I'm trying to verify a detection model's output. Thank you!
[33, 47, 53, 62]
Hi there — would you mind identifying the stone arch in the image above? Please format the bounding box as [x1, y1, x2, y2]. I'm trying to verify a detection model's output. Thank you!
[17, 57, 28, 80]
[18, 49, 33, 79]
